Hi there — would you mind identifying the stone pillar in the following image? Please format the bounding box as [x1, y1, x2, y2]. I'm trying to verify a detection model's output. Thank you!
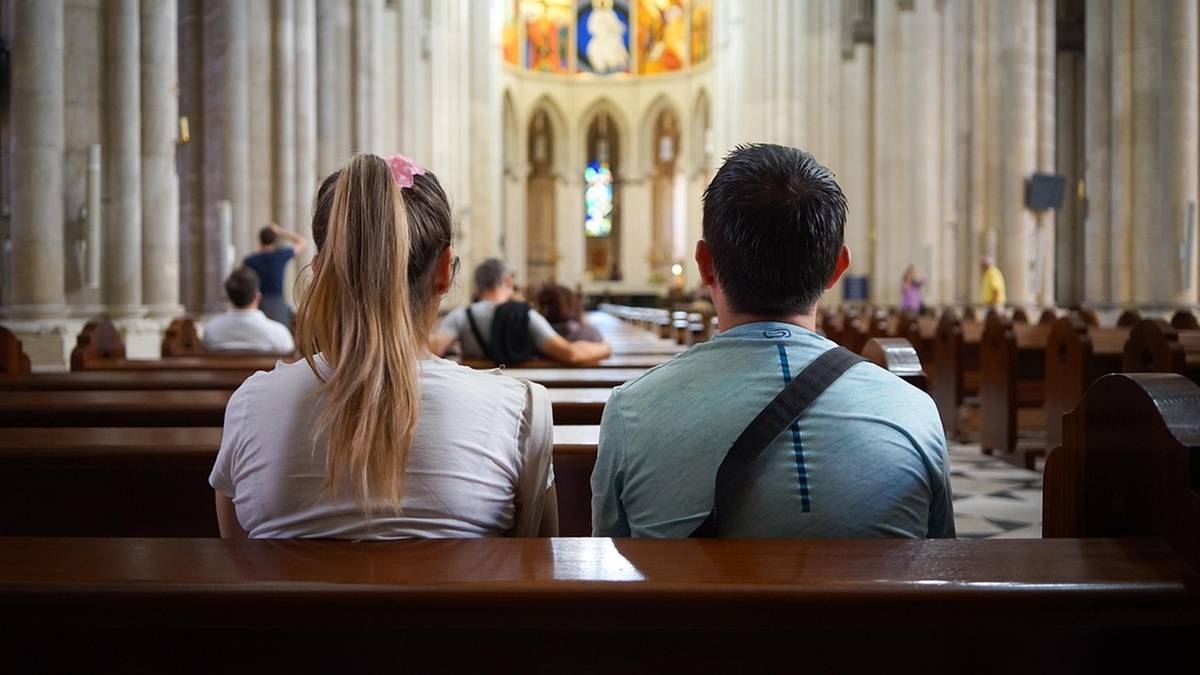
[907, 0, 942, 305]
[352, 0, 377, 151]
[966, 0, 988, 302]
[618, 175, 651, 289]
[103, 0, 144, 318]
[316, 0, 350, 177]
[273, 0, 296, 237]
[7, 0, 66, 319]
[1159, 0, 1197, 304]
[6, 0, 65, 318]
[1109, 0, 1134, 304]
[987, 0, 1038, 306]
[1034, 0, 1056, 307]
[295, 0, 318, 244]
[1130, 1, 1161, 305]
[840, 40, 873, 298]
[1083, 0, 1112, 303]
[872, 0, 901, 303]
[141, 0, 182, 318]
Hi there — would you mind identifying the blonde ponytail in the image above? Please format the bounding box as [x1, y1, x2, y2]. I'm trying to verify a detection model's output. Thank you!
[294, 154, 424, 511]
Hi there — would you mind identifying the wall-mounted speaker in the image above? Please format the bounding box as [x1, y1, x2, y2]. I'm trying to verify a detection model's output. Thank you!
[1026, 172, 1066, 211]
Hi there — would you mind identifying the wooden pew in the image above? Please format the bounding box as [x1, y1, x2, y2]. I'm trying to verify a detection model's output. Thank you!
[1116, 308, 1142, 327]
[0, 425, 602, 538]
[69, 317, 126, 370]
[160, 317, 205, 356]
[1122, 319, 1200, 384]
[1171, 309, 1199, 330]
[980, 313, 1051, 468]
[0, 326, 31, 375]
[1, 537, 1196, 671]
[931, 310, 983, 438]
[1044, 372, 1200, 571]
[1043, 316, 1129, 449]
[862, 338, 927, 391]
[0, 367, 645, 392]
[896, 312, 938, 382]
[0, 387, 611, 427]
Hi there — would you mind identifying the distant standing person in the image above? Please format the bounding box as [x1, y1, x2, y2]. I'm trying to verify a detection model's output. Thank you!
[900, 265, 925, 313]
[978, 255, 1006, 310]
[243, 223, 308, 327]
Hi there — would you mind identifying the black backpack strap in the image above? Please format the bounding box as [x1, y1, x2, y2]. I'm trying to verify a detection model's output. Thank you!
[690, 346, 866, 538]
[464, 307, 495, 363]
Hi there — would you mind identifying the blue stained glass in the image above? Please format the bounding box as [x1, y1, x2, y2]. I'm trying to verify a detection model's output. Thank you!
[584, 160, 613, 238]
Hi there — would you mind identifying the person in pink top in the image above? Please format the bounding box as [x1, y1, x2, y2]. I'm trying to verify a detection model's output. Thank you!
[900, 265, 926, 314]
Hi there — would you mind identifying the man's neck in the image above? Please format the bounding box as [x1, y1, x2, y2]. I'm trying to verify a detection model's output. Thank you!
[478, 290, 512, 304]
[716, 309, 818, 334]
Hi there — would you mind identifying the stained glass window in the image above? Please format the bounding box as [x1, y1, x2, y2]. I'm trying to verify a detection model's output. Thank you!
[584, 161, 614, 238]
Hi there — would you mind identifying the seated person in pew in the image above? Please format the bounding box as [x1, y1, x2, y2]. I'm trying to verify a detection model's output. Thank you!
[211, 154, 557, 539]
[591, 144, 954, 538]
[536, 284, 604, 344]
[430, 259, 612, 366]
[202, 267, 296, 354]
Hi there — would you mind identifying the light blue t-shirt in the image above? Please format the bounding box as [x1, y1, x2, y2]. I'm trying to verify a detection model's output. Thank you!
[591, 321, 955, 539]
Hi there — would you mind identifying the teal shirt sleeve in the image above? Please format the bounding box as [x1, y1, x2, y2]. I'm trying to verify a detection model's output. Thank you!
[591, 392, 631, 536]
[926, 435, 957, 538]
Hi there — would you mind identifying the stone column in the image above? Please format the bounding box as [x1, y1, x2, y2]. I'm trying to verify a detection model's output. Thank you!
[352, 0, 377, 151]
[988, 0, 1038, 305]
[1083, 0, 1112, 304]
[872, 0, 901, 303]
[141, 0, 182, 318]
[104, 0, 144, 318]
[295, 0, 318, 242]
[1034, 0, 1056, 307]
[907, 0, 942, 305]
[1109, 0, 1134, 304]
[317, 0, 352, 175]
[1130, 1, 1161, 305]
[273, 0, 296, 237]
[7, 0, 66, 319]
[840, 40, 873, 296]
[1159, 0, 1197, 304]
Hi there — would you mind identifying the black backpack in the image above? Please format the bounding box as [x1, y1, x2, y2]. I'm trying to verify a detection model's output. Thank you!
[466, 301, 538, 366]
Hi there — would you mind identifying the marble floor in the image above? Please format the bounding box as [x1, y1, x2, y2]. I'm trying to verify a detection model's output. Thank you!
[948, 443, 1043, 539]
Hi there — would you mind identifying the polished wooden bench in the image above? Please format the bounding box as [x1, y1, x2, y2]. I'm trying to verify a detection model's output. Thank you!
[932, 310, 983, 438]
[0, 387, 611, 427]
[0, 425, 601, 537]
[0, 326, 31, 375]
[980, 313, 1051, 467]
[1122, 319, 1200, 385]
[1044, 372, 1200, 571]
[0, 536, 1195, 671]
[1043, 316, 1129, 448]
[862, 338, 927, 391]
[0, 367, 645, 392]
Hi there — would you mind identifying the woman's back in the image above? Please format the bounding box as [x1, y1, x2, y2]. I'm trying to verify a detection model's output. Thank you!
[211, 356, 550, 538]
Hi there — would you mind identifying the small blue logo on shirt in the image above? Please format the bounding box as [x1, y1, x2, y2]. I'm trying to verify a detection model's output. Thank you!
[763, 329, 792, 339]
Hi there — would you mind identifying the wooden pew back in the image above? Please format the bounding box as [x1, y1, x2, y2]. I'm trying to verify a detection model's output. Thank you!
[69, 317, 125, 370]
[1043, 316, 1128, 448]
[0, 326, 31, 375]
[1044, 373, 1200, 570]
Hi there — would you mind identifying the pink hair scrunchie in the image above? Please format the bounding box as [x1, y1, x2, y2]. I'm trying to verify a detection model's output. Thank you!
[386, 154, 426, 190]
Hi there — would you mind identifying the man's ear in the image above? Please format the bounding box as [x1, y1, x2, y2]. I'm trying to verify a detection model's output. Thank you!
[695, 240, 716, 287]
[434, 247, 454, 296]
[825, 245, 851, 289]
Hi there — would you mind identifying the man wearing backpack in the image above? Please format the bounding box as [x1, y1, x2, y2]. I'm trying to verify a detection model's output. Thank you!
[590, 144, 954, 539]
[432, 259, 612, 366]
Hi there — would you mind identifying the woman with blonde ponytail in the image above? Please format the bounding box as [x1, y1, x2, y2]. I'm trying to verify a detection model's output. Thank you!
[210, 154, 558, 538]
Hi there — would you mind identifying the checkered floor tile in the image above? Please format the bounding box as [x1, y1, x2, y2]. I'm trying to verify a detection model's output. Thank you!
[948, 443, 1042, 539]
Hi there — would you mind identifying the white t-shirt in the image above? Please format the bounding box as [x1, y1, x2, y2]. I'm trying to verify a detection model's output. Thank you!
[436, 301, 560, 359]
[203, 308, 295, 354]
[209, 356, 555, 539]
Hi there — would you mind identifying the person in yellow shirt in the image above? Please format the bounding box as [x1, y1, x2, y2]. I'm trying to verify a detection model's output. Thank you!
[979, 255, 1007, 309]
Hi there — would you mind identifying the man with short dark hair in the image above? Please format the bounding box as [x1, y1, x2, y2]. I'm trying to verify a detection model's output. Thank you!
[243, 223, 308, 327]
[431, 258, 612, 365]
[591, 144, 954, 538]
[203, 267, 296, 354]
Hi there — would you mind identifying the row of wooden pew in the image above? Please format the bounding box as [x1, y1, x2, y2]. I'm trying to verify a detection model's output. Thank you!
[0, 306, 1197, 669]
[820, 305, 1200, 468]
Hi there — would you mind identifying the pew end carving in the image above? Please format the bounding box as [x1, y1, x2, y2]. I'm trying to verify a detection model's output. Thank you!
[862, 337, 927, 391]
[69, 318, 126, 371]
[0, 327, 31, 375]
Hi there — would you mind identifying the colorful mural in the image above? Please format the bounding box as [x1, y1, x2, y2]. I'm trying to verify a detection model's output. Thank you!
[691, 0, 711, 65]
[523, 0, 572, 74]
[576, 0, 631, 75]
[505, 0, 709, 76]
[636, 0, 687, 75]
